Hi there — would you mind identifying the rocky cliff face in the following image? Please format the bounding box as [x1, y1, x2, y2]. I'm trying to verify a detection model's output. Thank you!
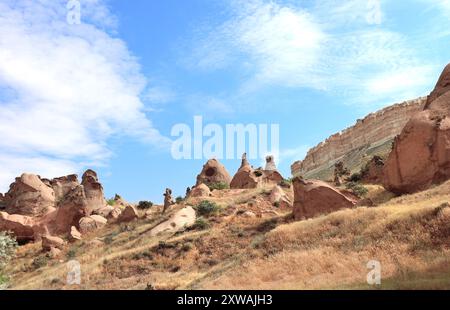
[291, 97, 427, 180]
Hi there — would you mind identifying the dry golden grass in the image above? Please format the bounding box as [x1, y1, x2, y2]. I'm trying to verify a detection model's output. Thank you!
[4, 182, 450, 290]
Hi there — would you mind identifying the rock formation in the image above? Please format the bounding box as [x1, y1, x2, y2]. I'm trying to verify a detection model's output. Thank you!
[189, 184, 211, 198]
[69, 226, 82, 242]
[51, 175, 79, 201]
[230, 154, 284, 189]
[117, 205, 139, 223]
[383, 64, 450, 194]
[53, 185, 89, 234]
[196, 159, 232, 187]
[265, 155, 277, 171]
[292, 178, 357, 220]
[79, 215, 107, 234]
[4, 174, 56, 217]
[163, 188, 174, 214]
[269, 185, 292, 208]
[361, 156, 385, 184]
[41, 235, 66, 251]
[291, 98, 427, 180]
[81, 170, 106, 214]
[149, 206, 196, 236]
[0, 212, 35, 243]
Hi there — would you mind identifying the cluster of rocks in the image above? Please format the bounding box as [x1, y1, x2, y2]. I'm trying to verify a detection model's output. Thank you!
[0, 170, 138, 254]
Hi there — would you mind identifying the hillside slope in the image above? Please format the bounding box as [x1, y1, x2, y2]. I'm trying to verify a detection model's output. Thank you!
[5, 181, 450, 290]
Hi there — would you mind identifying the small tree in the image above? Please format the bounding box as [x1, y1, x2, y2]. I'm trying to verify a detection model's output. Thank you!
[137, 201, 153, 210]
[195, 201, 221, 217]
[0, 232, 18, 288]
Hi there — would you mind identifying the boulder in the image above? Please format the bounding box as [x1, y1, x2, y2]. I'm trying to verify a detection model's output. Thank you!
[41, 235, 66, 251]
[269, 185, 292, 208]
[81, 170, 106, 214]
[149, 206, 196, 236]
[189, 184, 211, 198]
[69, 226, 82, 242]
[53, 185, 89, 234]
[292, 178, 357, 220]
[196, 159, 232, 187]
[110, 207, 123, 220]
[117, 205, 139, 223]
[49, 247, 62, 259]
[4, 173, 55, 216]
[51, 174, 79, 201]
[79, 215, 107, 234]
[0, 211, 35, 242]
[94, 205, 114, 218]
[383, 64, 450, 194]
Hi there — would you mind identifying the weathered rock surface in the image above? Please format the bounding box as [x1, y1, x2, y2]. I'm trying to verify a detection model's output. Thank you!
[291, 98, 427, 180]
[269, 186, 292, 208]
[50, 175, 79, 201]
[79, 215, 107, 234]
[69, 226, 82, 242]
[149, 206, 196, 236]
[117, 205, 139, 223]
[0, 211, 35, 242]
[189, 183, 211, 198]
[4, 174, 55, 216]
[383, 64, 450, 194]
[292, 178, 357, 220]
[41, 235, 66, 251]
[53, 185, 89, 234]
[196, 159, 232, 187]
[81, 170, 106, 214]
[361, 156, 384, 184]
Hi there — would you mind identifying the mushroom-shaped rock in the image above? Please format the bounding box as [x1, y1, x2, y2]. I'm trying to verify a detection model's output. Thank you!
[292, 178, 357, 220]
[81, 170, 107, 214]
[230, 155, 259, 189]
[196, 159, 231, 187]
[189, 184, 211, 198]
[41, 235, 66, 251]
[383, 64, 450, 194]
[4, 173, 55, 216]
[117, 205, 139, 223]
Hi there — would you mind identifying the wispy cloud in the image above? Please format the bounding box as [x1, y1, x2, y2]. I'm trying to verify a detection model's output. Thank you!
[0, 0, 169, 191]
[186, 0, 437, 108]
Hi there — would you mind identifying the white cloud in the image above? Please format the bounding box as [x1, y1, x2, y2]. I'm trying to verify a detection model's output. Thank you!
[0, 0, 169, 192]
[187, 0, 435, 107]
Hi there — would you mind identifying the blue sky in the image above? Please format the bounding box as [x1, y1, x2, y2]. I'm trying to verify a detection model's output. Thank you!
[0, 0, 449, 203]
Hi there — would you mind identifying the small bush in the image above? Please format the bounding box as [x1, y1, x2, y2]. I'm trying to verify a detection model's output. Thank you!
[192, 217, 211, 230]
[31, 255, 49, 270]
[0, 232, 17, 270]
[346, 182, 369, 197]
[208, 182, 230, 191]
[137, 201, 153, 210]
[279, 179, 292, 188]
[66, 248, 78, 260]
[175, 196, 184, 204]
[181, 242, 194, 252]
[194, 201, 221, 217]
[348, 173, 362, 183]
[107, 199, 115, 206]
[254, 170, 263, 177]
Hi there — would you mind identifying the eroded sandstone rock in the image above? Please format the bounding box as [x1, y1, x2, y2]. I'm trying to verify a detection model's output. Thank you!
[41, 235, 66, 251]
[79, 215, 107, 234]
[0, 211, 35, 242]
[53, 185, 89, 234]
[4, 174, 55, 216]
[292, 178, 357, 220]
[383, 64, 450, 194]
[69, 226, 82, 242]
[51, 174, 79, 201]
[149, 206, 196, 236]
[269, 185, 292, 208]
[117, 205, 139, 223]
[81, 170, 106, 214]
[189, 183, 211, 198]
[196, 159, 232, 187]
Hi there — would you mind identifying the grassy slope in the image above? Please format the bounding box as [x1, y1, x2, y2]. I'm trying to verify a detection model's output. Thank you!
[5, 182, 450, 290]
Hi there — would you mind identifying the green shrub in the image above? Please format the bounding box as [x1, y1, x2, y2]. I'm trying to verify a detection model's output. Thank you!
[346, 182, 369, 197]
[107, 199, 115, 206]
[192, 217, 211, 230]
[208, 182, 230, 191]
[31, 255, 49, 270]
[279, 179, 292, 188]
[194, 201, 221, 217]
[0, 232, 17, 270]
[348, 173, 362, 183]
[137, 201, 153, 210]
[176, 196, 184, 204]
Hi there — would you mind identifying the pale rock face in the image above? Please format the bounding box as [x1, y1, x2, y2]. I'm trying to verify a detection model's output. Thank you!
[81, 170, 107, 214]
[265, 156, 277, 171]
[149, 206, 196, 236]
[0, 211, 35, 242]
[292, 178, 357, 220]
[189, 184, 211, 198]
[4, 174, 56, 217]
[69, 226, 82, 242]
[53, 185, 89, 234]
[291, 98, 427, 179]
[117, 205, 139, 223]
[79, 215, 107, 234]
[269, 186, 292, 208]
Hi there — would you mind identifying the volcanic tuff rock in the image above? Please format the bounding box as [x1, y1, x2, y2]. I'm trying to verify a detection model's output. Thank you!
[291, 98, 426, 180]
[196, 159, 232, 187]
[383, 64, 450, 194]
[189, 183, 211, 198]
[0, 211, 35, 242]
[292, 178, 357, 220]
[117, 205, 139, 223]
[81, 170, 107, 214]
[4, 174, 56, 217]
[51, 174, 79, 201]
